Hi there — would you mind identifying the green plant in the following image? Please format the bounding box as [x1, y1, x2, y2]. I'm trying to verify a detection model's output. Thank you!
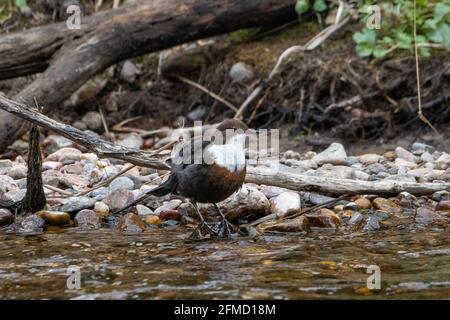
[354, 0, 450, 59]
[295, 0, 329, 15]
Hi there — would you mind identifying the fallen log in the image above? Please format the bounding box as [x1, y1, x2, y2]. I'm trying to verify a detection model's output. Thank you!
[0, 0, 296, 153]
[1, 95, 449, 197]
[246, 166, 450, 196]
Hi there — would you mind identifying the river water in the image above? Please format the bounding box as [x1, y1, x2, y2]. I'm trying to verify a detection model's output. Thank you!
[1, 226, 449, 299]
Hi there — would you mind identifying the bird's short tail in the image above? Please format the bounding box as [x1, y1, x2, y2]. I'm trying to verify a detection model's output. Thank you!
[112, 178, 173, 215]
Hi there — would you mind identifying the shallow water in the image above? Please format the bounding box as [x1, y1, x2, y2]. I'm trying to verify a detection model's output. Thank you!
[0, 226, 449, 299]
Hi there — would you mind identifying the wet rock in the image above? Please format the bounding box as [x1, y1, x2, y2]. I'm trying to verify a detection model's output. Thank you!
[0, 209, 14, 226]
[436, 200, 450, 211]
[432, 190, 450, 202]
[0, 159, 13, 175]
[154, 200, 182, 215]
[136, 204, 153, 217]
[7, 164, 27, 180]
[103, 189, 134, 212]
[159, 210, 182, 221]
[372, 198, 400, 212]
[415, 207, 446, 225]
[202, 185, 269, 222]
[363, 216, 380, 232]
[59, 196, 95, 213]
[145, 215, 161, 226]
[258, 216, 310, 233]
[306, 208, 341, 228]
[435, 153, 450, 170]
[109, 177, 135, 192]
[355, 198, 371, 210]
[94, 201, 110, 218]
[349, 211, 364, 225]
[81, 111, 103, 131]
[161, 219, 179, 227]
[269, 192, 301, 218]
[312, 143, 347, 165]
[395, 147, 417, 163]
[359, 154, 381, 165]
[314, 164, 355, 179]
[343, 202, 359, 211]
[117, 133, 143, 150]
[117, 213, 146, 233]
[75, 209, 101, 229]
[17, 215, 45, 233]
[120, 60, 141, 83]
[43, 135, 74, 154]
[46, 148, 82, 163]
[229, 62, 254, 83]
[37, 210, 71, 226]
[411, 142, 434, 155]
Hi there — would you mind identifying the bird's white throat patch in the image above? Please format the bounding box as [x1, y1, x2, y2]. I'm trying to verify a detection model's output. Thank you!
[208, 134, 246, 172]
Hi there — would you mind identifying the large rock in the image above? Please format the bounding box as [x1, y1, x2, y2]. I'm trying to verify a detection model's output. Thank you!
[103, 189, 134, 212]
[312, 143, 347, 165]
[269, 192, 301, 218]
[109, 177, 135, 192]
[17, 215, 45, 234]
[59, 196, 95, 213]
[75, 209, 101, 229]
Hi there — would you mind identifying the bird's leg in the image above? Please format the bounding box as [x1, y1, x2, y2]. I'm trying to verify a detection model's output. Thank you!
[188, 202, 219, 239]
[213, 203, 237, 237]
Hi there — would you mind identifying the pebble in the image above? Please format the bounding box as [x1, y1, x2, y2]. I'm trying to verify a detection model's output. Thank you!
[8, 164, 27, 180]
[42, 161, 63, 171]
[349, 211, 364, 225]
[435, 153, 450, 170]
[80, 153, 99, 163]
[383, 150, 396, 161]
[411, 142, 434, 155]
[154, 200, 182, 215]
[312, 143, 347, 165]
[343, 202, 359, 211]
[269, 192, 301, 218]
[259, 215, 310, 233]
[372, 198, 399, 212]
[306, 208, 341, 228]
[136, 204, 153, 217]
[75, 209, 101, 229]
[436, 200, 450, 211]
[103, 189, 134, 212]
[117, 213, 146, 233]
[363, 216, 380, 231]
[43, 135, 74, 154]
[415, 207, 445, 225]
[37, 210, 71, 226]
[46, 148, 82, 163]
[59, 196, 95, 213]
[420, 152, 434, 163]
[0, 209, 14, 226]
[120, 60, 141, 83]
[82, 111, 103, 131]
[394, 158, 417, 169]
[145, 215, 161, 226]
[432, 190, 450, 202]
[358, 154, 381, 165]
[229, 62, 254, 83]
[109, 176, 135, 192]
[355, 198, 371, 209]
[94, 202, 110, 218]
[395, 146, 417, 163]
[117, 133, 143, 150]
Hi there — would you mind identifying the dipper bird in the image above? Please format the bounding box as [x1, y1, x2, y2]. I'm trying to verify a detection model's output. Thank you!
[114, 119, 249, 238]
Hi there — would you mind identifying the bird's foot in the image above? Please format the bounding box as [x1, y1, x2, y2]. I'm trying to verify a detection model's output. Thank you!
[217, 218, 239, 238]
[187, 221, 220, 241]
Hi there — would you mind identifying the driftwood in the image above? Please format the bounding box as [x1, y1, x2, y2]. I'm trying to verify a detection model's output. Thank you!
[246, 166, 450, 196]
[0, 0, 297, 153]
[1, 95, 449, 197]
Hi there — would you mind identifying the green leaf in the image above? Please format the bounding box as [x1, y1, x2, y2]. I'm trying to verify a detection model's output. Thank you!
[416, 0, 427, 6]
[295, 0, 310, 15]
[313, 0, 328, 13]
[353, 28, 376, 44]
[424, 19, 438, 30]
[381, 36, 394, 44]
[434, 3, 450, 22]
[14, 0, 27, 8]
[396, 31, 413, 49]
[419, 46, 431, 58]
[373, 45, 389, 58]
[355, 43, 374, 57]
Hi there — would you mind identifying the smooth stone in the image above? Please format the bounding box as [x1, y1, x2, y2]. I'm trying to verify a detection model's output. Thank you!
[259, 185, 293, 199]
[355, 198, 371, 209]
[75, 209, 101, 229]
[161, 219, 179, 227]
[345, 156, 359, 166]
[37, 210, 71, 226]
[46, 148, 82, 163]
[372, 198, 399, 211]
[136, 204, 153, 217]
[154, 199, 182, 215]
[436, 200, 450, 211]
[120, 60, 141, 83]
[60, 196, 95, 213]
[364, 163, 387, 175]
[432, 190, 450, 202]
[354, 170, 370, 181]
[306, 208, 341, 228]
[159, 210, 182, 221]
[80, 153, 98, 163]
[420, 152, 435, 163]
[343, 202, 359, 211]
[411, 142, 434, 155]
[7, 164, 27, 180]
[17, 215, 45, 233]
[258, 216, 310, 233]
[0, 209, 14, 226]
[314, 164, 355, 179]
[284, 150, 301, 160]
[312, 143, 347, 165]
[415, 207, 446, 225]
[73, 121, 87, 130]
[395, 146, 417, 163]
[61, 163, 83, 175]
[42, 161, 63, 171]
[43, 135, 74, 154]
[384, 150, 396, 161]
[82, 111, 103, 131]
[269, 192, 301, 218]
[103, 189, 134, 212]
[363, 216, 380, 231]
[0, 175, 19, 194]
[436, 153, 450, 170]
[117, 213, 146, 233]
[0, 160, 13, 175]
[145, 215, 161, 226]
[94, 201, 110, 218]
[229, 62, 254, 83]
[349, 211, 364, 225]
[89, 187, 109, 199]
[117, 133, 143, 150]
[394, 158, 417, 169]
[358, 153, 381, 165]
[109, 176, 135, 192]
